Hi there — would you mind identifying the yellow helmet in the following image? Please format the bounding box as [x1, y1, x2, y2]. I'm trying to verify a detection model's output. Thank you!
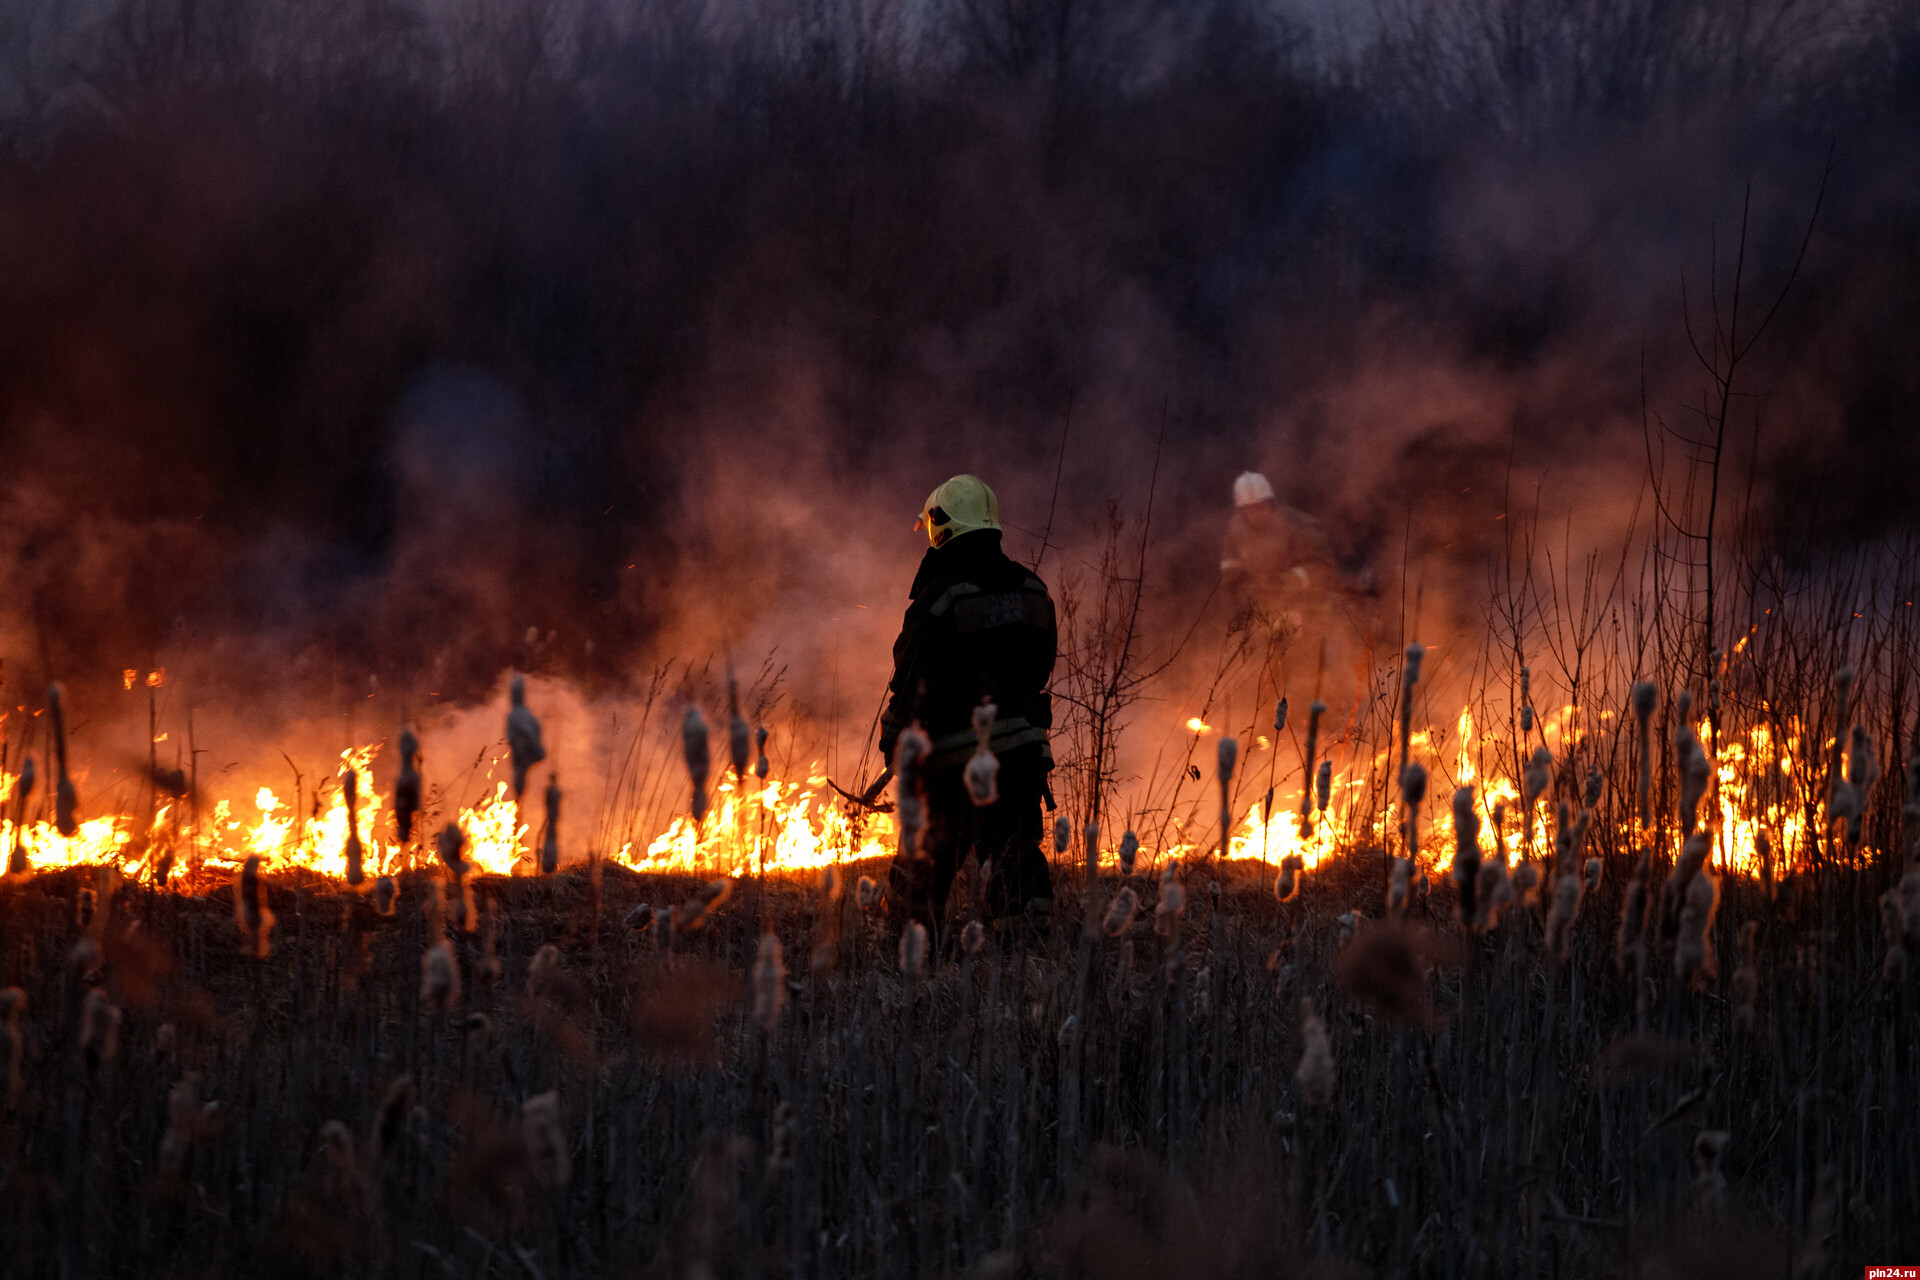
[915, 475, 1000, 548]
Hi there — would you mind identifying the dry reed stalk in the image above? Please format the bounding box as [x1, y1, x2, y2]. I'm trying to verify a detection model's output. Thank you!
[507, 673, 546, 800]
[1733, 921, 1760, 1027]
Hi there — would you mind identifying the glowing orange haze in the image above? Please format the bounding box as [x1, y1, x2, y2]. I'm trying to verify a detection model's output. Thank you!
[0, 701, 1806, 889]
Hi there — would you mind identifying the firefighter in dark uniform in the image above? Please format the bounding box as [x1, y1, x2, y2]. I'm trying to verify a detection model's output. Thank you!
[879, 475, 1057, 938]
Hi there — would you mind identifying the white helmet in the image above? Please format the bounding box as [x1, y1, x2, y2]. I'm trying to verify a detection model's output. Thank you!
[1233, 472, 1276, 508]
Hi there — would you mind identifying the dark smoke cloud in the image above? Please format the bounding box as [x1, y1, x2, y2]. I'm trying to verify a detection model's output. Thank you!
[0, 0, 1914, 742]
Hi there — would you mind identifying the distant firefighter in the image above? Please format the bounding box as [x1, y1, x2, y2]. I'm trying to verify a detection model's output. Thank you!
[1219, 471, 1376, 692]
[877, 475, 1057, 940]
[1219, 471, 1339, 628]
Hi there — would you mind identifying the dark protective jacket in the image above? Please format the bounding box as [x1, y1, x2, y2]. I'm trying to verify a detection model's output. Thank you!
[878, 530, 1057, 774]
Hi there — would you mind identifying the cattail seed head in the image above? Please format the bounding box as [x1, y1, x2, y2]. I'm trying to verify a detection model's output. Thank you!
[962, 919, 985, 953]
[1452, 786, 1481, 925]
[1295, 999, 1335, 1107]
[1583, 857, 1601, 891]
[1511, 861, 1539, 904]
[1523, 746, 1552, 805]
[437, 822, 467, 876]
[754, 724, 770, 780]
[674, 878, 733, 932]
[1217, 735, 1238, 783]
[1472, 855, 1509, 932]
[1631, 680, 1657, 723]
[1400, 760, 1427, 807]
[1692, 1130, 1730, 1213]
[1054, 814, 1072, 858]
[1675, 869, 1720, 988]
[899, 921, 928, 976]
[752, 933, 787, 1032]
[81, 986, 120, 1068]
[394, 725, 422, 844]
[1387, 856, 1412, 916]
[463, 1012, 492, 1043]
[821, 865, 843, 902]
[540, 774, 562, 874]
[894, 725, 932, 858]
[1118, 830, 1139, 877]
[1583, 765, 1602, 810]
[372, 875, 397, 916]
[1274, 698, 1288, 733]
[420, 940, 460, 1009]
[964, 745, 1000, 808]
[1315, 759, 1332, 812]
[522, 1091, 571, 1187]
[1104, 886, 1139, 936]
[1275, 853, 1304, 902]
[856, 875, 880, 910]
[528, 944, 562, 1001]
[683, 705, 711, 823]
[1545, 870, 1582, 962]
[1154, 868, 1186, 934]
